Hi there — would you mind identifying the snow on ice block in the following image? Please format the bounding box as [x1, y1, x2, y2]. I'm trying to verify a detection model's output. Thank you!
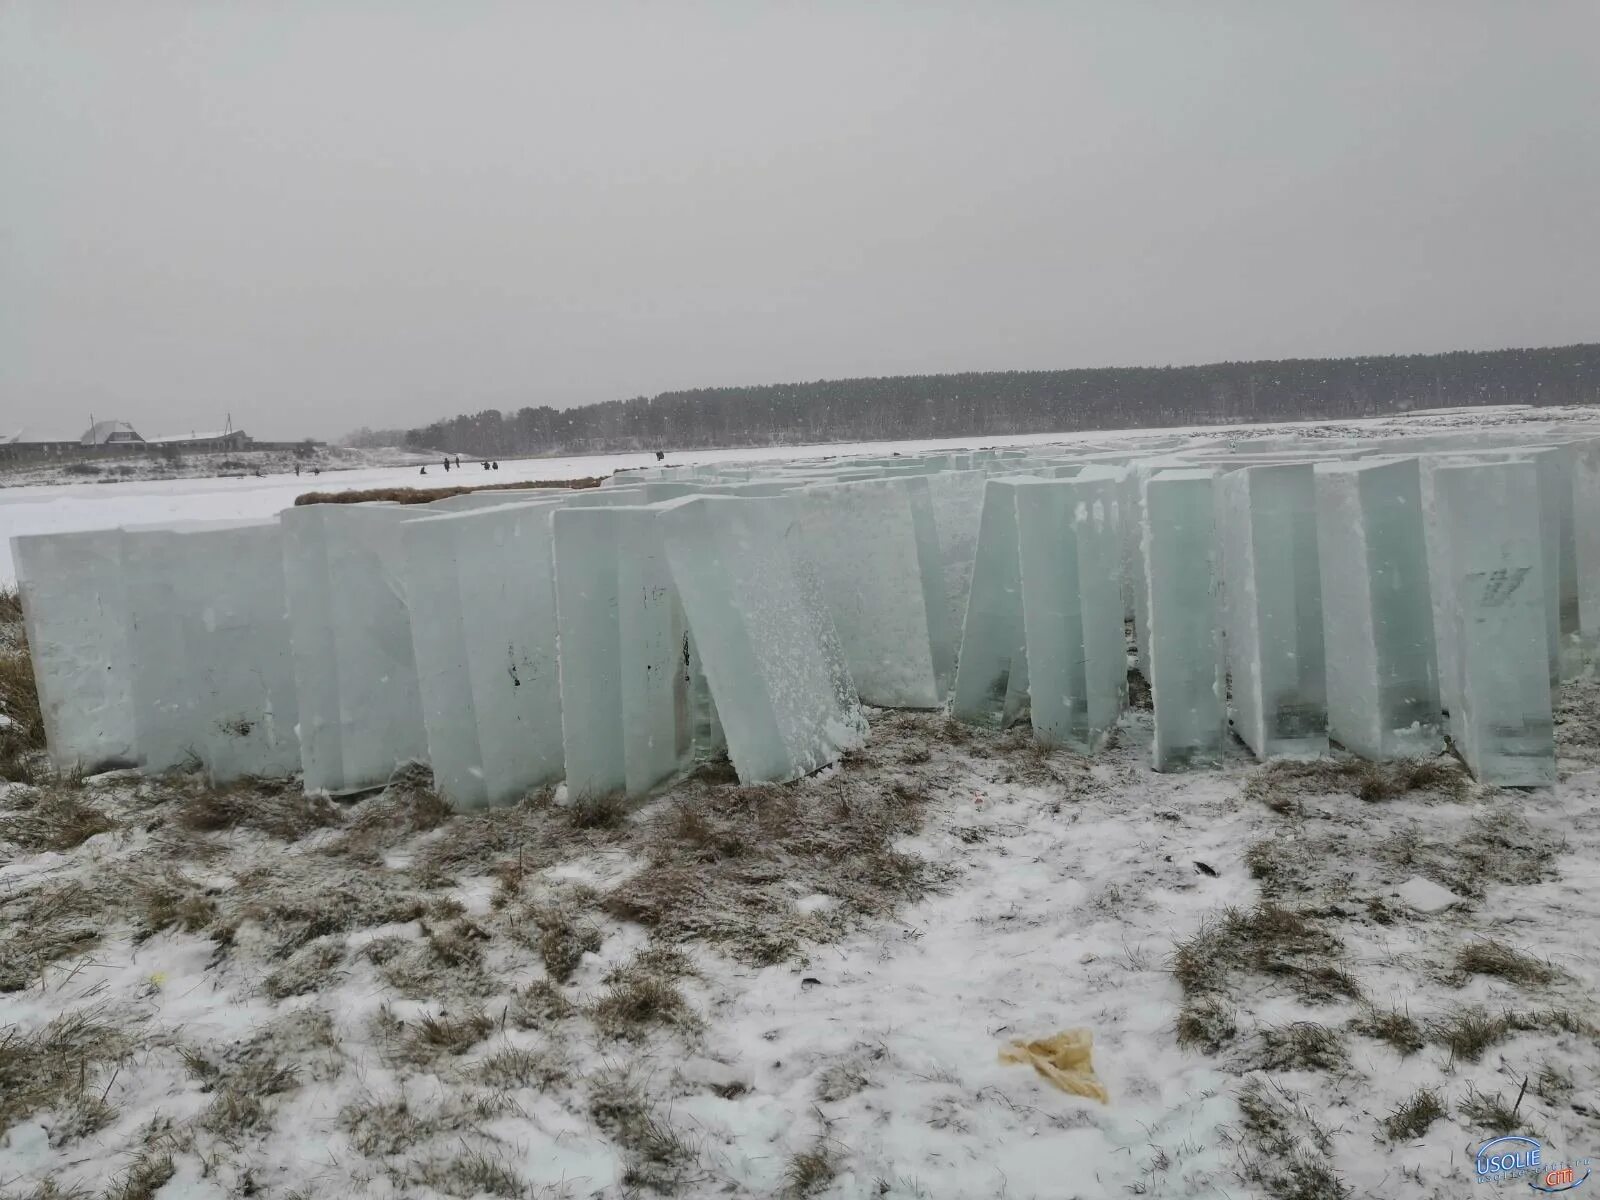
[1014, 468, 1126, 752]
[10, 529, 136, 771]
[951, 478, 1032, 728]
[176, 521, 300, 783]
[403, 502, 565, 808]
[1314, 458, 1441, 760]
[798, 477, 948, 707]
[282, 504, 428, 794]
[552, 504, 711, 798]
[1143, 469, 1226, 771]
[1429, 461, 1555, 785]
[659, 495, 865, 783]
[1215, 463, 1327, 759]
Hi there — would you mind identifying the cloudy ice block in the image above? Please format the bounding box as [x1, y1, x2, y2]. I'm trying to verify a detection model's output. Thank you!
[282, 504, 428, 794]
[1429, 461, 1554, 785]
[1143, 469, 1226, 770]
[1014, 468, 1126, 751]
[799, 477, 947, 707]
[951, 478, 1032, 728]
[426, 487, 577, 510]
[1314, 458, 1441, 759]
[553, 504, 708, 798]
[10, 530, 136, 771]
[403, 502, 565, 808]
[179, 521, 301, 783]
[1576, 441, 1600, 654]
[1215, 463, 1327, 758]
[659, 495, 865, 783]
[119, 526, 194, 772]
[923, 469, 988, 673]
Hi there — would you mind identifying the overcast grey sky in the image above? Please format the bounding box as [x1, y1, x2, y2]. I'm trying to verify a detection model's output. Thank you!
[2, 2, 1597, 441]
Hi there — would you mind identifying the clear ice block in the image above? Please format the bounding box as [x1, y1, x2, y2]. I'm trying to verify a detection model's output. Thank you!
[950, 478, 1032, 728]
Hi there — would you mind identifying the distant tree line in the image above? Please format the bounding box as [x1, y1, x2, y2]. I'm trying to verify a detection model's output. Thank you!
[400, 343, 1600, 458]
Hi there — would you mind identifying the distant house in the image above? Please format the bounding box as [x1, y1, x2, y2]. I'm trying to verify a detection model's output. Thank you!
[81, 420, 146, 446]
[146, 428, 252, 452]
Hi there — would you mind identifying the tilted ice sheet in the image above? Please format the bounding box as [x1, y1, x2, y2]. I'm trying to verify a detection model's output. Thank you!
[660, 495, 865, 784]
[799, 478, 942, 708]
[950, 478, 1032, 729]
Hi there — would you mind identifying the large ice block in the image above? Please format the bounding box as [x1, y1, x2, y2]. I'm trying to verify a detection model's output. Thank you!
[1215, 463, 1327, 759]
[1428, 461, 1554, 785]
[951, 478, 1031, 728]
[552, 504, 712, 798]
[177, 521, 301, 783]
[659, 495, 865, 783]
[798, 477, 948, 707]
[403, 502, 565, 808]
[119, 526, 194, 773]
[282, 504, 428, 794]
[1314, 458, 1441, 759]
[1576, 440, 1600, 655]
[923, 469, 988, 666]
[10, 530, 136, 771]
[1014, 468, 1126, 751]
[1143, 469, 1226, 771]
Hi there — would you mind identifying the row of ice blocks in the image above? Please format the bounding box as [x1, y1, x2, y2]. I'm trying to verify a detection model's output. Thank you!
[13, 423, 1599, 798]
[1138, 457, 1557, 783]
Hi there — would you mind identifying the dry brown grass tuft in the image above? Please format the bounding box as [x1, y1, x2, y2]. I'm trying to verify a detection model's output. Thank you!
[131, 870, 219, 942]
[0, 880, 103, 992]
[0, 584, 23, 625]
[1244, 756, 1467, 813]
[372, 1006, 494, 1067]
[0, 625, 45, 779]
[1429, 1006, 1512, 1063]
[587, 1068, 702, 1194]
[263, 940, 345, 999]
[167, 775, 342, 841]
[1454, 939, 1556, 987]
[293, 475, 603, 506]
[785, 1144, 838, 1196]
[1350, 1004, 1425, 1055]
[0, 788, 115, 852]
[1173, 904, 1359, 1005]
[507, 979, 576, 1029]
[589, 951, 699, 1040]
[603, 777, 949, 965]
[0, 1010, 132, 1133]
[1383, 1088, 1446, 1142]
[102, 1151, 177, 1200]
[1251, 1022, 1348, 1072]
[1459, 1085, 1531, 1136]
[475, 1045, 571, 1092]
[1175, 994, 1238, 1054]
[234, 857, 430, 959]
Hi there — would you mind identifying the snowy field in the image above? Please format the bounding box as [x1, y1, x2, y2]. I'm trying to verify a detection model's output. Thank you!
[5, 404, 1596, 586]
[3, 405, 1600, 1200]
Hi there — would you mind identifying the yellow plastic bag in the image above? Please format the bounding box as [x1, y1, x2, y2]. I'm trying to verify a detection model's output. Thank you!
[998, 1028, 1109, 1104]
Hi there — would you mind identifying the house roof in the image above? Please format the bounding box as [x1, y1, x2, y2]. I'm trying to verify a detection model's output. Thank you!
[81, 420, 144, 445]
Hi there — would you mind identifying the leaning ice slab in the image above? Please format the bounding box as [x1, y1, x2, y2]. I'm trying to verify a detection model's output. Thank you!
[1429, 461, 1555, 785]
[799, 477, 948, 707]
[659, 495, 865, 783]
[404, 501, 565, 808]
[951, 478, 1032, 727]
[1314, 458, 1441, 759]
[1014, 468, 1126, 751]
[1143, 469, 1226, 771]
[1216, 463, 1328, 759]
[282, 504, 428, 794]
[10, 529, 136, 771]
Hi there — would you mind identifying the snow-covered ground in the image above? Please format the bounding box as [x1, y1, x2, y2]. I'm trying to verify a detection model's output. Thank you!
[5, 404, 1597, 586]
[2, 683, 1598, 1199]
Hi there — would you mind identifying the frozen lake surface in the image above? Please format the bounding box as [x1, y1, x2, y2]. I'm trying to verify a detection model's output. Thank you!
[3, 406, 1596, 585]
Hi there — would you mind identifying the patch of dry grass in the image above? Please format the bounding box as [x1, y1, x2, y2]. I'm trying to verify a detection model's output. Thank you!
[507, 979, 576, 1029]
[1173, 904, 1360, 1005]
[0, 1010, 132, 1133]
[0, 880, 103, 992]
[1383, 1088, 1446, 1142]
[0, 622, 44, 780]
[603, 778, 949, 965]
[1235, 1080, 1350, 1200]
[587, 1068, 703, 1194]
[1459, 1084, 1532, 1136]
[102, 1151, 177, 1200]
[1251, 1022, 1347, 1073]
[785, 1144, 838, 1196]
[263, 940, 345, 999]
[0, 787, 115, 852]
[475, 1045, 571, 1092]
[165, 774, 342, 841]
[1453, 939, 1556, 987]
[1350, 1004, 1425, 1056]
[293, 475, 603, 507]
[1175, 994, 1238, 1054]
[589, 950, 699, 1040]
[1244, 756, 1467, 814]
[371, 1006, 494, 1067]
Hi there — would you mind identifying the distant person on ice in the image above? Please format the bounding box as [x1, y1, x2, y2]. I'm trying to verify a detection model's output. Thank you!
[443, 457, 451, 472]
[492, 461, 499, 470]
[656, 450, 665, 461]
[454, 455, 461, 468]
[420, 466, 427, 475]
